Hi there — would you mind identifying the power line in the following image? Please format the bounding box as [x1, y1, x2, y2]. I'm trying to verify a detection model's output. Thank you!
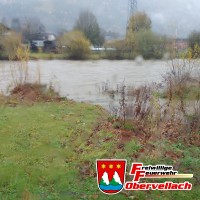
[127, 0, 138, 30]
[129, 0, 137, 18]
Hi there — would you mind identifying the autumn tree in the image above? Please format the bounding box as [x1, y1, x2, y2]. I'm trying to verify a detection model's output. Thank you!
[74, 10, 104, 46]
[57, 31, 91, 59]
[126, 12, 152, 51]
[125, 12, 165, 59]
[0, 31, 22, 58]
[129, 12, 151, 32]
[22, 18, 46, 42]
[134, 30, 165, 59]
[188, 31, 200, 50]
[186, 32, 200, 58]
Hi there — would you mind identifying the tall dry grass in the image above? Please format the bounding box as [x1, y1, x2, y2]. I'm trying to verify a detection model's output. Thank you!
[9, 46, 30, 87]
[107, 53, 200, 146]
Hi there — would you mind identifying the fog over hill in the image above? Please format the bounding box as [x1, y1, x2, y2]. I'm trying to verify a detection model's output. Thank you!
[0, 0, 199, 38]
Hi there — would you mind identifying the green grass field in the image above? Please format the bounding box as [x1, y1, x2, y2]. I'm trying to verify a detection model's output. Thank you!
[0, 100, 199, 199]
[30, 53, 66, 60]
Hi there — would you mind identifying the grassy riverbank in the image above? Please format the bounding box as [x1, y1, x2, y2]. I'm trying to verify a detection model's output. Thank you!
[0, 93, 199, 199]
[28, 52, 135, 61]
[29, 53, 66, 60]
[0, 100, 108, 199]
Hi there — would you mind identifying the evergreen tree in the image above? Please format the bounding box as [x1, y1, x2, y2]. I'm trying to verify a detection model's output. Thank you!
[74, 10, 104, 46]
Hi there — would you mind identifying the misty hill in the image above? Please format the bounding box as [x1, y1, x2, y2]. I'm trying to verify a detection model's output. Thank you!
[0, 0, 128, 36]
[0, 0, 199, 38]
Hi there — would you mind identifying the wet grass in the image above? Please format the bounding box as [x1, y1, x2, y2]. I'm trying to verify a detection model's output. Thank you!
[29, 52, 136, 61]
[0, 100, 199, 199]
[30, 53, 65, 60]
[0, 101, 107, 199]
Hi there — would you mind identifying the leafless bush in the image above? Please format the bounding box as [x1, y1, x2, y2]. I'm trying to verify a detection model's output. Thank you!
[192, 100, 200, 130]
[108, 82, 162, 125]
[193, 100, 200, 131]
[99, 80, 120, 100]
[163, 59, 194, 114]
[109, 103, 119, 119]
[107, 81, 127, 124]
[184, 100, 200, 136]
[10, 46, 30, 87]
[130, 85, 153, 120]
[118, 81, 127, 127]
[104, 55, 199, 145]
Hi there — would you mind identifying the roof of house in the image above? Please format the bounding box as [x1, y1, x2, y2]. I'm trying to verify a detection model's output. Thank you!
[30, 33, 56, 41]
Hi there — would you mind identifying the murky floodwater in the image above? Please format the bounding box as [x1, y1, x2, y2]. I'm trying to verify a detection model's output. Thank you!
[0, 59, 174, 107]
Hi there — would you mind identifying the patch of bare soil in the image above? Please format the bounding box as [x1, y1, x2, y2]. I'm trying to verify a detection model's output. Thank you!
[90, 115, 199, 165]
[10, 83, 62, 103]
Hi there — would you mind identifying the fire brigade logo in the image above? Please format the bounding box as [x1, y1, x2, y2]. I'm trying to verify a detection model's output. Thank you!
[96, 159, 127, 195]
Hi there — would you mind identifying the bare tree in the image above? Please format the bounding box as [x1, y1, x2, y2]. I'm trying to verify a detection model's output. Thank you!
[22, 18, 46, 42]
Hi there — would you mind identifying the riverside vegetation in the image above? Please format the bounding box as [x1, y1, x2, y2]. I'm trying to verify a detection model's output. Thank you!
[0, 47, 199, 200]
[0, 11, 172, 61]
[1, 11, 200, 61]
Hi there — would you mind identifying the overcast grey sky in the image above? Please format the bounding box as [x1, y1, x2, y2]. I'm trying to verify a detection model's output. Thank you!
[0, 0, 199, 38]
[138, 0, 200, 37]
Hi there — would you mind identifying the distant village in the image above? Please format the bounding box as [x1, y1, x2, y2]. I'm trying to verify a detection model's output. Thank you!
[0, 20, 189, 54]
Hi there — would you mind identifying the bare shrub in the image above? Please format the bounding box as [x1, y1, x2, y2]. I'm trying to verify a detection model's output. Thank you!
[109, 103, 119, 119]
[163, 58, 193, 113]
[160, 52, 200, 144]
[129, 85, 152, 120]
[99, 80, 120, 100]
[108, 65, 199, 146]
[118, 81, 127, 127]
[10, 46, 30, 87]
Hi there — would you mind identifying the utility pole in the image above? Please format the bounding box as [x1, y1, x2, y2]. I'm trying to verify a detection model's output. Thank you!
[127, 0, 137, 29]
[128, 0, 137, 19]
[126, 0, 138, 56]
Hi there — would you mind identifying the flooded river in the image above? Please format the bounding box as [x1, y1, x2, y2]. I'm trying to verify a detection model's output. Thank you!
[0, 60, 172, 107]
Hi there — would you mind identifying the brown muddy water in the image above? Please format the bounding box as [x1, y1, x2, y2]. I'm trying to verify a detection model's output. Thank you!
[0, 59, 179, 108]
